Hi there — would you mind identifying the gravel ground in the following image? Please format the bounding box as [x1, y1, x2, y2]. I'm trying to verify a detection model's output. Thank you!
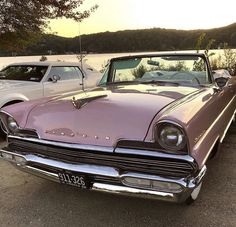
[0, 127, 235, 227]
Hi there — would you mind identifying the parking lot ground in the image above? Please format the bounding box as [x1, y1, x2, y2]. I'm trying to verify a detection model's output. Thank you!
[0, 127, 235, 227]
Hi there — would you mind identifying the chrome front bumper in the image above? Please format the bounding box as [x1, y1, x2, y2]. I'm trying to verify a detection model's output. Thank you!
[0, 148, 206, 203]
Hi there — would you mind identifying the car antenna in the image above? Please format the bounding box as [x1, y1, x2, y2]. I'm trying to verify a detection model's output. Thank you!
[79, 22, 85, 91]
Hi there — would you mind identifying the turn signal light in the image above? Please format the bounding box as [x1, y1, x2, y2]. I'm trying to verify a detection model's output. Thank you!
[122, 176, 182, 193]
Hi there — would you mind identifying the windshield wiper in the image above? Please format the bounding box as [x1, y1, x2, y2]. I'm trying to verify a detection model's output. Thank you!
[106, 80, 141, 85]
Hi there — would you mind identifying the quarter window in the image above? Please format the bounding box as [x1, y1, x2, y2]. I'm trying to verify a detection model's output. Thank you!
[48, 66, 82, 81]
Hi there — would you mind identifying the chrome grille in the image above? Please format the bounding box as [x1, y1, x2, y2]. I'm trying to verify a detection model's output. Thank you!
[8, 138, 196, 178]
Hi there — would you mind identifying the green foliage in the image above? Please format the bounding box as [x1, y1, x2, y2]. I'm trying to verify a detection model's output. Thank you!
[193, 33, 216, 71]
[0, 23, 236, 55]
[131, 61, 189, 78]
[0, 0, 98, 51]
[195, 33, 206, 53]
[0, 31, 41, 52]
[195, 31, 236, 76]
[194, 32, 215, 57]
[167, 61, 189, 71]
[132, 65, 148, 79]
[1, 23, 236, 56]
[211, 43, 236, 75]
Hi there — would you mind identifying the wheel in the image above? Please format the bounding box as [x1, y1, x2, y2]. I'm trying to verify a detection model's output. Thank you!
[185, 182, 202, 205]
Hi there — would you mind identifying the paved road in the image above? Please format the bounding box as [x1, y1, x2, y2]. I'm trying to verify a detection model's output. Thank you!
[0, 127, 235, 227]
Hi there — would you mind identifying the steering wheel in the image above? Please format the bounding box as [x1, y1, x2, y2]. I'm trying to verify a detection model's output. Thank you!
[170, 72, 201, 85]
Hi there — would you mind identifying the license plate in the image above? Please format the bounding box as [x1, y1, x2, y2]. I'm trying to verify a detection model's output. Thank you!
[58, 172, 91, 189]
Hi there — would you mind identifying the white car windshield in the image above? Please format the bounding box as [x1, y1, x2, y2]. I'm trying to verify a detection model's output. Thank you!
[0, 65, 48, 82]
[109, 55, 210, 86]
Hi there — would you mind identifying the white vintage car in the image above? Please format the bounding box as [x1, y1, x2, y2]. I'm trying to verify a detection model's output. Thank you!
[0, 61, 102, 108]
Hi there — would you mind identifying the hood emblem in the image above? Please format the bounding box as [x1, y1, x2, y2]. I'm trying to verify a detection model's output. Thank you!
[45, 128, 75, 137]
[72, 95, 107, 109]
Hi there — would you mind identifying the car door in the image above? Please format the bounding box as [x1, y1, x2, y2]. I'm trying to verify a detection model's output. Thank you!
[43, 66, 83, 96]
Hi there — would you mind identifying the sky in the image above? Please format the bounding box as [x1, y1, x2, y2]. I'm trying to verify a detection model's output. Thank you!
[49, 0, 236, 37]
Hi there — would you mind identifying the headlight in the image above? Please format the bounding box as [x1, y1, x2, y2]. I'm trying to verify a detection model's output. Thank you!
[0, 112, 20, 134]
[7, 117, 19, 133]
[0, 111, 38, 138]
[156, 122, 187, 151]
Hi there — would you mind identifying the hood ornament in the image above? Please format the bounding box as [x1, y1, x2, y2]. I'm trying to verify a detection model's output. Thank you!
[72, 95, 107, 109]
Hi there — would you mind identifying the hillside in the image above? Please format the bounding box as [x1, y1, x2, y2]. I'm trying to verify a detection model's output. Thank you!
[3, 23, 236, 55]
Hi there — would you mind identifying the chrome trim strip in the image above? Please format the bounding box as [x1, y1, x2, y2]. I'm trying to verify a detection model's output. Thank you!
[8, 135, 114, 153]
[26, 166, 59, 180]
[220, 109, 236, 143]
[194, 165, 207, 185]
[196, 95, 236, 147]
[8, 152, 119, 178]
[8, 135, 196, 164]
[115, 147, 195, 163]
[92, 183, 174, 199]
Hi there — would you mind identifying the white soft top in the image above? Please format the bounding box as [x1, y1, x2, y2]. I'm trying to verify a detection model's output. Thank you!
[213, 69, 232, 79]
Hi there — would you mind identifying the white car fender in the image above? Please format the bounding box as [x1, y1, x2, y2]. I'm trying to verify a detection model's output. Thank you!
[0, 93, 29, 108]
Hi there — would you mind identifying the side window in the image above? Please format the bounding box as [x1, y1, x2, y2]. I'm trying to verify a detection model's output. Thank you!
[98, 67, 109, 85]
[48, 67, 80, 81]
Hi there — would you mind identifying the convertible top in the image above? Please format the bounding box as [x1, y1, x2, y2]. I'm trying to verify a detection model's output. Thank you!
[110, 53, 207, 61]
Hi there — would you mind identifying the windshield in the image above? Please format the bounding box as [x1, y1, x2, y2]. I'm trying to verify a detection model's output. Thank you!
[0, 65, 48, 82]
[108, 55, 210, 86]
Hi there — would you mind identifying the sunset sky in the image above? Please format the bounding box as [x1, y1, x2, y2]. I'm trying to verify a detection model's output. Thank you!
[49, 0, 236, 37]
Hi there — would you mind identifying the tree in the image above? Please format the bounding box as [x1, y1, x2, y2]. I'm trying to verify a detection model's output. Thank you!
[0, 0, 98, 52]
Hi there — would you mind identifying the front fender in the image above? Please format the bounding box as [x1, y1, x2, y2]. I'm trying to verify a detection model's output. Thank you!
[145, 87, 236, 168]
[0, 93, 29, 108]
[1, 96, 55, 129]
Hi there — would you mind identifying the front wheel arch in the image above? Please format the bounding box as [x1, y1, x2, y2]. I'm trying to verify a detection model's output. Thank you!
[2, 100, 24, 108]
[208, 139, 221, 161]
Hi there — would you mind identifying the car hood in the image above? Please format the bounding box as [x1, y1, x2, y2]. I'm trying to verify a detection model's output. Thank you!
[0, 80, 38, 91]
[20, 84, 199, 146]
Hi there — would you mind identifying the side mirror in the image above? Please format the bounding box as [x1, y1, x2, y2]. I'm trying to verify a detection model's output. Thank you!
[51, 75, 60, 83]
[215, 77, 229, 88]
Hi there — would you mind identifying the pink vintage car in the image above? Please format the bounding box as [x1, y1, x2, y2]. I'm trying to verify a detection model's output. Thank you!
[0, 53, 235, 204]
